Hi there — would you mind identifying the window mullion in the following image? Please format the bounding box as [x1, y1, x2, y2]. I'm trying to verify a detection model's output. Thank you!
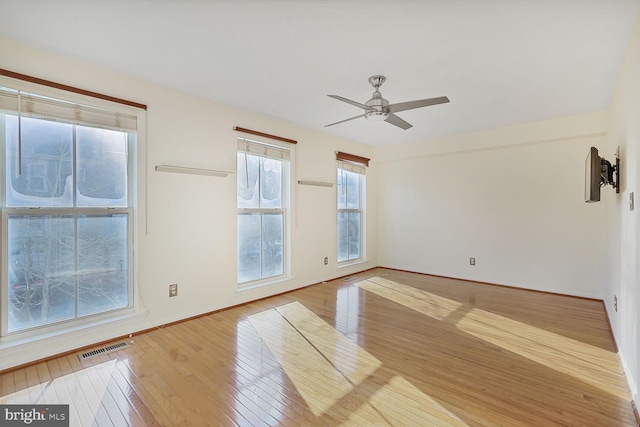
[258, 157, 263, 279]
[259, 213, 264, 279]
[72, 125, 77, 208]
[74, 215, 79, 317]
[348, 211, 351, 261]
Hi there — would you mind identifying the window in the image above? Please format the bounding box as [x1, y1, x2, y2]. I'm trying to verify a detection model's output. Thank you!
[337, 153, 367, 263]
[237, 138, 290, 285]
[1, 85, 139, 334]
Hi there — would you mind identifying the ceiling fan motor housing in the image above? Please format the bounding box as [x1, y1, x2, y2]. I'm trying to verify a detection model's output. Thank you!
[365, 87, 390, 121]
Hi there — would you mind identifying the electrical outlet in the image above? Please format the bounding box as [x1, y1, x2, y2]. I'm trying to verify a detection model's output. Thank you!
[169, 283, 178, 297]
[324, 257, 328, 265]
[469, 257, 476, 266]
[614, 295, 617, 312]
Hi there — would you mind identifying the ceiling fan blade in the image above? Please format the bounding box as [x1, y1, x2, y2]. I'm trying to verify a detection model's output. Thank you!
[384, 113, 412, 130]
[328, 95, 368, 110]
[388, 96, 450, 113]
[325, 114, 366, 127]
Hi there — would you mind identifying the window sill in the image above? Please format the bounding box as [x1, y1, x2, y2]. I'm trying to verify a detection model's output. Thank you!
[0, 309, 149, 371]
[337, 259, 367, 269]
[237, 274, 290, 292]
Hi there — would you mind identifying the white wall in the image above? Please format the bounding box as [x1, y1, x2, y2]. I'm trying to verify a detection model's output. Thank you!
[376, 112, 608, 298]
[605, 10, 640, 407]
[0, 37, 378, 370]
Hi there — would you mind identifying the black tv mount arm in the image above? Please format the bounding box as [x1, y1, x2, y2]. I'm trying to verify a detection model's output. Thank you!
[601, 149, 620, 193]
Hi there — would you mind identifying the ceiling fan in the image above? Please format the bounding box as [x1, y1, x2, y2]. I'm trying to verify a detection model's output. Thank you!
[325, 75, 449, 130]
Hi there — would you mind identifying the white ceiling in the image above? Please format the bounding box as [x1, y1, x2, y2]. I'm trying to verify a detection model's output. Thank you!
[1, 0, 638, 146]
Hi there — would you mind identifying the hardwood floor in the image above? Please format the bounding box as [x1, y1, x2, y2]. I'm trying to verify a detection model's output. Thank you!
[1, 268, 636, 426]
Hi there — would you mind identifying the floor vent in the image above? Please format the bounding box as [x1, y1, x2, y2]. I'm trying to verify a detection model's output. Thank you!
[343, 276, 359, 282]
[78, 341, 130, 361]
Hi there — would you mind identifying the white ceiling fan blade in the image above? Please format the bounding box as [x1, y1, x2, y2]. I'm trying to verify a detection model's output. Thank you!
[328, 95, 368, 110]
[325, 114, 366, 127]
[384, 113, 412, 130]
[388, 96, 450, 113]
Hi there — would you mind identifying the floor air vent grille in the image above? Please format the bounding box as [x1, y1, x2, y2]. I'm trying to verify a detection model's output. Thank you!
[342, 276, 359, 282]
[78, 341, 130, 361]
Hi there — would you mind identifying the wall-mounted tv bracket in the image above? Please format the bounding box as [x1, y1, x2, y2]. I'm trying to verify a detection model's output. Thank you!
[601, 147, 620, 193]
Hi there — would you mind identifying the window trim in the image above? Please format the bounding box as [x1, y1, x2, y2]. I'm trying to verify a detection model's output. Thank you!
[0, 79, 142, 338]
[337, 166, 365, 264]
[237, 138, 291, 288]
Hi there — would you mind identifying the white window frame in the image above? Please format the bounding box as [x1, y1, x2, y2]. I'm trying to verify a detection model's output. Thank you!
[237, 137, 291, 289]
[337, 161, 366, 265]
[0, 77, 143, 337]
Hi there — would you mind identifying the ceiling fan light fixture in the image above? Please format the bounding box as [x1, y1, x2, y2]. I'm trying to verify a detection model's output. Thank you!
[364, 110, 389, 121]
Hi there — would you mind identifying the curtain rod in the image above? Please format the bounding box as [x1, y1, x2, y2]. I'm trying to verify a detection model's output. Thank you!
[336, 151, 370, 166]
[0, 68, 147, 110]
[234, 126, 297, 144]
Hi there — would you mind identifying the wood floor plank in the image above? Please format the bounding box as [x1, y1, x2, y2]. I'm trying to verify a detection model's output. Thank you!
[44, 358, 83, 427]
[90, 354, 147, 427]
[0, 369, 16, 402]
[114, 358, 186, 427]
[155, 327, 299, 426]
[106, 358, 162, 427]
[145, 327, 277, 426]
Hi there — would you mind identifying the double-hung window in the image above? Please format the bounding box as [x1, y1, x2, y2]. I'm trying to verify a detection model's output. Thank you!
[337, 153, 367, 263]
[237, 138, 290, 285]
[0, 84, 140, 335]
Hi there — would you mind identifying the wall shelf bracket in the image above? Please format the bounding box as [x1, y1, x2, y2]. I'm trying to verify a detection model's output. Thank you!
[155, 165, 233, 177]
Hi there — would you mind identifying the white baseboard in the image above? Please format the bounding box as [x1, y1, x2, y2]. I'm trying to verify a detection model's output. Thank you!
[620, 352, 640, 420]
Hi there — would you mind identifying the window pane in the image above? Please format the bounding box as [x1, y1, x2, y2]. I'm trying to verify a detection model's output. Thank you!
[348, 212, 361, 260]
[5, 116, 73, 207]
[346, 170, 360, 209]
[77, 126, 128, 207]
[238, 213, 261, 283]
[7, 216, 75, 332]
[338, 211, 361, 262]
[337, 169, 346, 210]
[262, 213, 283, 277]
[337, 169, 360, 209]
[337, 211, 349, 262]
[237, 153, 260, 208]
[260, 158, 282, 208]
[78, 215, 129, 316]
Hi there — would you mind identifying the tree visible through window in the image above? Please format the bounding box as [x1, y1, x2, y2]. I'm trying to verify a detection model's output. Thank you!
[2, 90, 135, 334]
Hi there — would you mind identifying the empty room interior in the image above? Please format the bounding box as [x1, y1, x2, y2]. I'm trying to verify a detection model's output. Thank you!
[1, 1, 640, 425]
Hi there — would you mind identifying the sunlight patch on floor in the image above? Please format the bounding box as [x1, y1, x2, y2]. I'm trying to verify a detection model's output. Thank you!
[365, 375, 466, 426]
[248, 301, 464, 425]
[456, 308, 628, 398]
[248, 301, 380, 418]
[0, 359, 118, 427]
[358, 276, 629, 400]
[358, 276, 463, 321]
